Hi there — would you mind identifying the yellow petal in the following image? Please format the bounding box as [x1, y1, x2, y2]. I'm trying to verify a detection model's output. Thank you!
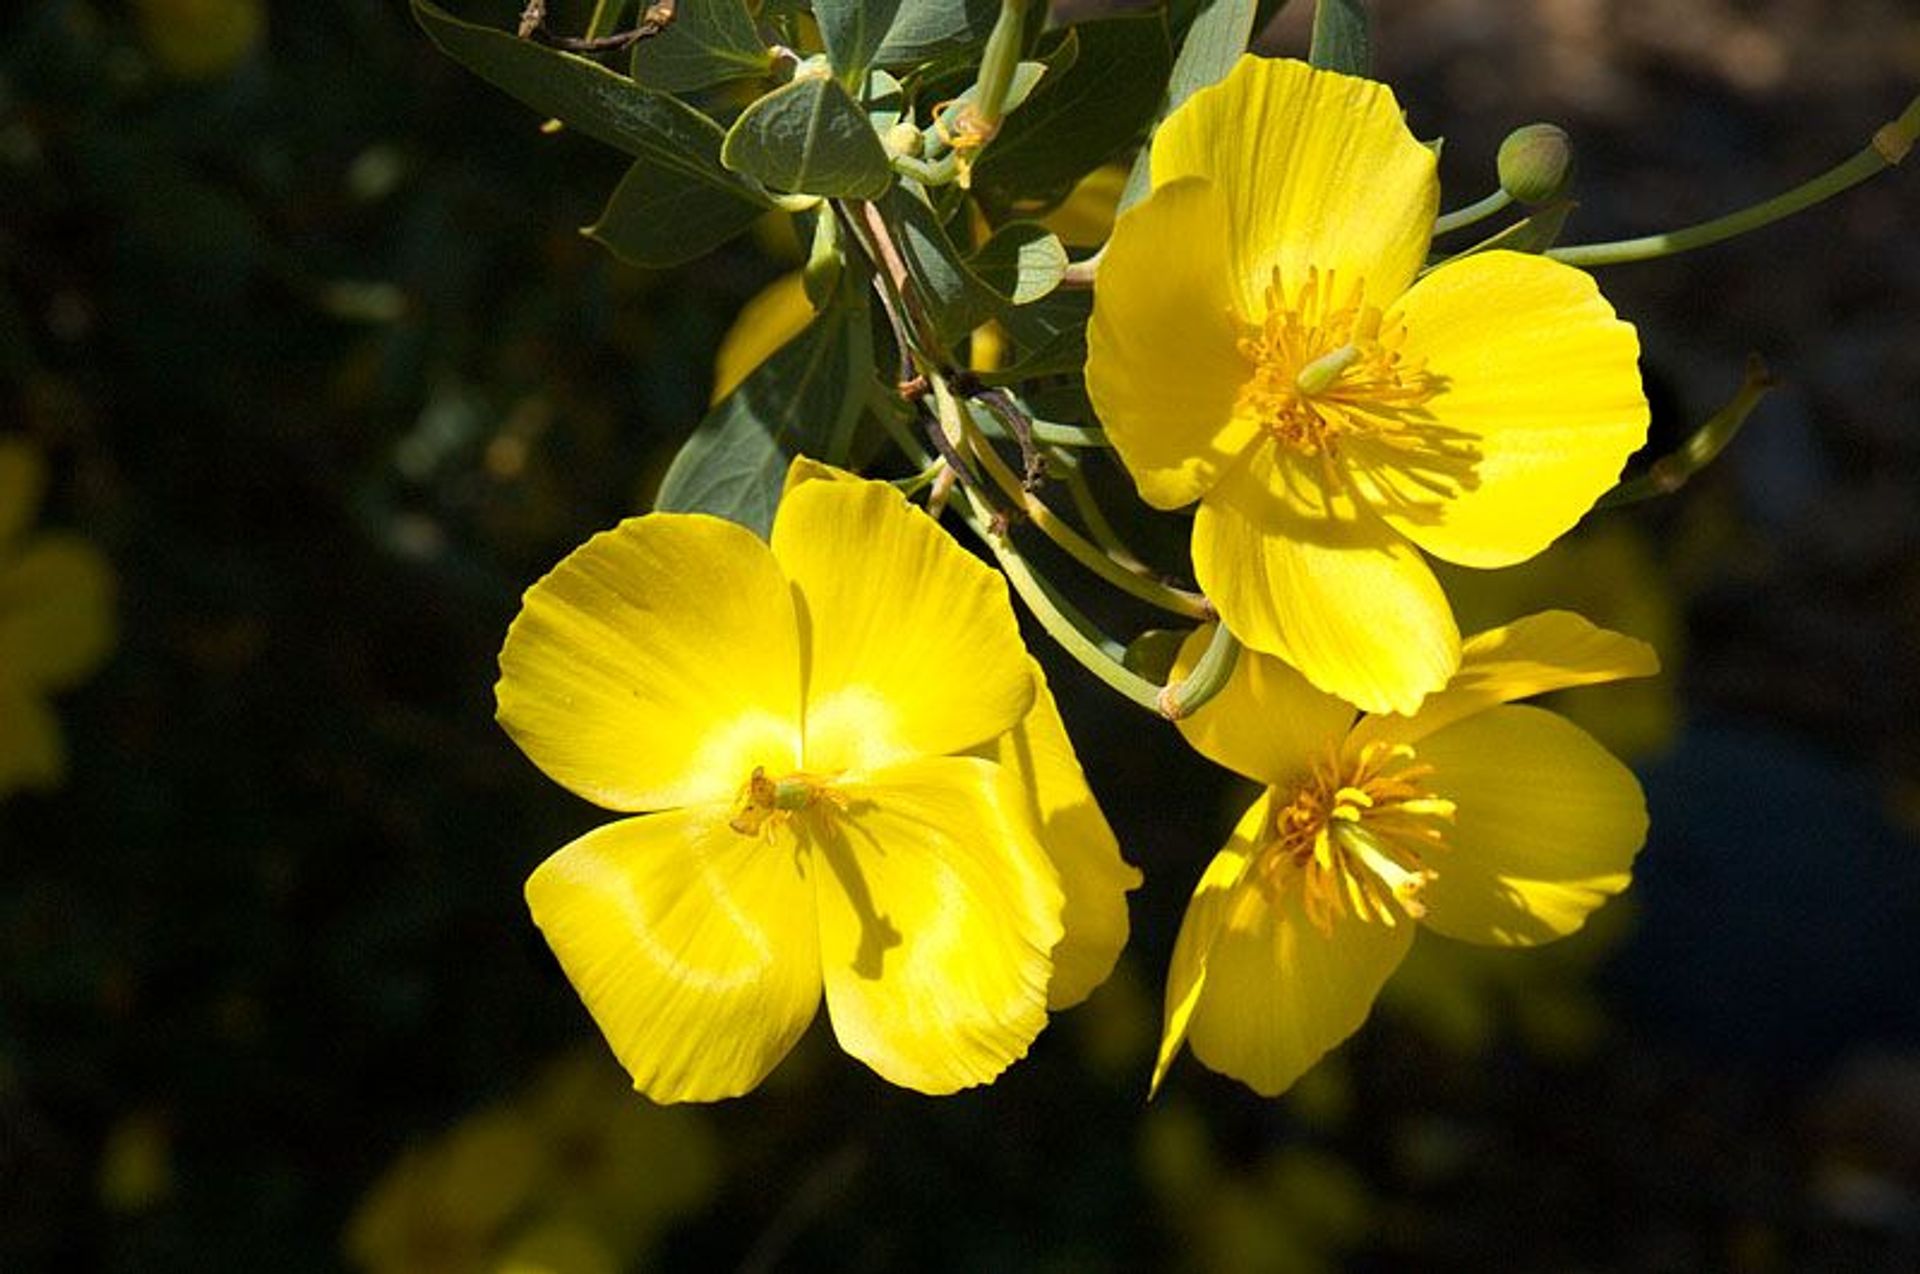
[0, 439, 46, 551]
[1154, 793, 1415, 1097]
[524, 807, 822, 1102]
[1150, 56, 1437, 319]
[711, 271, 815, 404]
[0, 535, 115, 691]
[0, 679, 65, 791]
[771, 478, 1033, 773]
[1371, 251, 1648, 567]
[1413, 704, 1647, 946]
[497, 514, 801, 813]
[1087, 177, 1260, 510]
[813, 756, 1064, 1094]
[1192, 445, 1460, 715]
[1151, 794, 1264, 1096]
[1355, 610, 1660, 747]
[1171, 625, 1354, 786]
[983, 660, 1140, 1010]
[779, 453, 858, 497]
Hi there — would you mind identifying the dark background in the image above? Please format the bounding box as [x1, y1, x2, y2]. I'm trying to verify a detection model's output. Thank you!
[3, 1, 1918, 1269]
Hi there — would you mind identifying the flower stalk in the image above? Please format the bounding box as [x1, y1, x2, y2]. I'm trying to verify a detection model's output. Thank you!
[1550, 94, 1919, 268]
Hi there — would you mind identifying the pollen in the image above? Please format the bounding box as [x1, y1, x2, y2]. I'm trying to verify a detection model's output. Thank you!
[728, 766, 847, 841]
[1256, 740, 1456, 934]
[1234, 267, 1441, 463]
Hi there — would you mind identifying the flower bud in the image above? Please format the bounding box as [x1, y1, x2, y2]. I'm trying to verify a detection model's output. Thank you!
[883, 121, 924, 160]
[1497, 123, 1574, 205]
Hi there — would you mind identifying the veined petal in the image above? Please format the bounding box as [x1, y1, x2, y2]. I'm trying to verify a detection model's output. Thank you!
[813, 756, 1063, 1094]
[1171, 625, 1355, 787]
[1151, 56, 1437, 318]
[1087, 177, 1261, 509]
[771, 479, 1032, 774]
[1355, 610, 1660, 747]
[0, 535, 115, 692]
[1152, 793, 1265, 1096]
[1413, 704, 1647, 946]
[524, 808, 823, 1102]
[0, 679, 64, 791]
[0, 439, 46, 552]
[1155, 793, 1416, 1097]
[1373, 251, 1648, 568]
[982, 660, 1140, 1010]
[498, 515, 802, 812]
[1193, 445, 1460, 716]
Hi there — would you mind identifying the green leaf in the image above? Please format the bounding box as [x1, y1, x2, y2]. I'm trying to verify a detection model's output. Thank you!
[629, 0, 768, 92]
[814, 0, 998, 79]
[1308, 0, 1371, 75]
[655, 300, 869, 534]
[871, 0, 999, 67]
[585, 153, 767, 268]
[813, 0, 901, 81]
[1116, 0, 1256, 214]
[1166, 0, 1258, 113]
[722, 74, 893, 198]
[881, 185, 985, 342]
[864, 67, 906, 129]
[411, 0, 769, 212]
[972, 13, 1172, 210]
[969, 223, 1066, 305]
[989, 287, 1092, 380]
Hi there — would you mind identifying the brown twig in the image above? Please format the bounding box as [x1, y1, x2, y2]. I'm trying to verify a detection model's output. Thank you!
[519, 0, 677, 53]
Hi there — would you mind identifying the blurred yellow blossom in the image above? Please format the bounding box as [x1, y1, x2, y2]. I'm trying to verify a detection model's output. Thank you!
[1436, 522, 1683, 759]
[345, 1052, 719, 1274]
[97, 1110, 174, 1214]
[496, 461, 1136, 1101]
[1140, 1100, 1371, 1274]
[131, 0, 264, 81]
[1155, 611, 1656, 1096]
[0, 439, 114, 795]
[1088, 56, 1648, 714]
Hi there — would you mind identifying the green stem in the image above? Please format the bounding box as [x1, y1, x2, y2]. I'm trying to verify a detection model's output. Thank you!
[1432, 188, 1513, 236]
[960, 404, 1212, 620]
[890, 151, 960, 187]
[971, 0, 1034, 131]
[968, 410, 1109, 449]
[1597, 354, 1775, 508]
[959, 498, 1165, 714]
[1159, 622, 1240, 720]
[1549, 95, 1920, 268]
[1047, 449, 1153, 574]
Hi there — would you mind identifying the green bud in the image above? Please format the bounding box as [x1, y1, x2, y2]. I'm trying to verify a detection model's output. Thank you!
[883, 121, 923, 160]
[1497, 123, 1575, 205]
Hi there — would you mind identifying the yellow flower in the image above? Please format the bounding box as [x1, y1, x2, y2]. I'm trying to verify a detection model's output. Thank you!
[0, 439, 114, 794]
[1088, 57, 1649, 714]
[1152, 611, 1656, 1097]
[497, 461, 1136, 1101]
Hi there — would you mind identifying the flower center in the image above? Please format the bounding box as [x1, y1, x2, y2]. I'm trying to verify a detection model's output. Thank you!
[1256, 740, 1456, 934]
[728, 766, 846, 841]
[1235, 266, 1441, 459]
